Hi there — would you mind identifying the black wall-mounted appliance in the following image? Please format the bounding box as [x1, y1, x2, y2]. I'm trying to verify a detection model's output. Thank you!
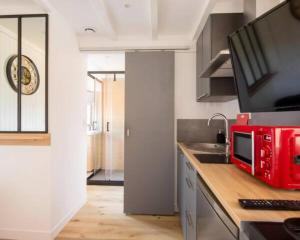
[229, 1, 300, 113]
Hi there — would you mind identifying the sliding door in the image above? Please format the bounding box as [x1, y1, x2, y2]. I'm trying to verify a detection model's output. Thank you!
[124, 51, 175, 215]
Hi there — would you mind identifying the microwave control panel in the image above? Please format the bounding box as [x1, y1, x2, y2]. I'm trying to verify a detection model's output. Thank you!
[254, 128, 274, 185]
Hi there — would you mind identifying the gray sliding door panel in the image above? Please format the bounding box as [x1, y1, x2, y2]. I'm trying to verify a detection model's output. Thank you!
[124, 51, 175, 215]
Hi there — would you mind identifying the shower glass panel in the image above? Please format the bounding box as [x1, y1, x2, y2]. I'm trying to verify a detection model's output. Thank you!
[93, 80, 103, 173]
[87, 76, 103, 176]
[104, 74, 125, 182]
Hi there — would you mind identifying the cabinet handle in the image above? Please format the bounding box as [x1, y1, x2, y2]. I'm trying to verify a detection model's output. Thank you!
[186, 161, 194, 172]
[185, 210, 193, 227]
[126, 128, 130, 137]
[185, 177, 194, 190]
[185, 161, 192, 170]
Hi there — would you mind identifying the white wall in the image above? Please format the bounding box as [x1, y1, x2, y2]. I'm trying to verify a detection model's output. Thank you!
[212, 0, 244, 13]
[0, 147, 52, 239]
[256, 0, 281, 16]
[0, 3, 87, 240]
[175, 51, 240, 120]
[49, 8, 87, 238]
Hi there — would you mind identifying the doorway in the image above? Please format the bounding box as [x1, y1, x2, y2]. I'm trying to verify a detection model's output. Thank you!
[87, 71, 125, 185]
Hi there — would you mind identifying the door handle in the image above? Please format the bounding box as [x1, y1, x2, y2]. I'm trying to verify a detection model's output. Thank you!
[185, 161, 193, 171]
[106, 122, 110, 132]
[92, 121, 98, 131]
[126, 128, 130, 137]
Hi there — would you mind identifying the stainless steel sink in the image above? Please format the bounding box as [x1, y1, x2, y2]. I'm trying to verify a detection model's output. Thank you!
[193, 154, 229, 164]
[185, 143, 225, 154]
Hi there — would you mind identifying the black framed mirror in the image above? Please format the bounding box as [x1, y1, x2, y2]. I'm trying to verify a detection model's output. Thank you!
[0, 14, 48, 133]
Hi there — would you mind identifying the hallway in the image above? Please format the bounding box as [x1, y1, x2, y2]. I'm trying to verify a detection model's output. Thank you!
[56, 186, 183, 240]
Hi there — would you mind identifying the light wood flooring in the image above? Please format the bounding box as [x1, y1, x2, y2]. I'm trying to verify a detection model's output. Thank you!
[56, 186, 183, 240]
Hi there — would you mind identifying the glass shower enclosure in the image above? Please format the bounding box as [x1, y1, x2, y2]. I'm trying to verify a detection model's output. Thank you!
[87, 71, 125, 184]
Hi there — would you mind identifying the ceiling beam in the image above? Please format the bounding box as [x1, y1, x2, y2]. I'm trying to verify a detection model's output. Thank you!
[88, 0, 117, 40]
[150, 0, 158, 39]
[191, 0, 217, 40]
[78, 36, 194, 51]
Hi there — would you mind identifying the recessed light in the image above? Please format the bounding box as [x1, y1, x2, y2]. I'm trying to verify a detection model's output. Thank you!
[84, 27, 96, 33]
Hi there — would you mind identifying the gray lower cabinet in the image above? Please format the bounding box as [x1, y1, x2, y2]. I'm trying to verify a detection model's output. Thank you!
[178, 148, 197, 240]
[197, 175, 239, 240]
[178, 148, 239, 240]
[178, 149, 187, 238]
[185, 157, 197, 240]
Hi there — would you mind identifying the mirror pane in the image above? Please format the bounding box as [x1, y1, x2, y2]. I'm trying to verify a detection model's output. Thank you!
[21, 17, 46, 131]
[0, 18, 18, 131]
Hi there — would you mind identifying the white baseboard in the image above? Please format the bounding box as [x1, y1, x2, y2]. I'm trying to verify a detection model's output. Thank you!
[50, 197, 86, 239]
[0, 198, 86, 240]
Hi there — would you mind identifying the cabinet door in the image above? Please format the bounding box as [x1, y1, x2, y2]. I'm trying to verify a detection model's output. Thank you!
[197, 180, 236, 240]
[202, 17, 212, 67]
[186, 208, 196, 240]
[177, 148, 184, 211]
[185, 158, 197, 240]
[211, 14, 244, 57]
[181, 156, 187, 238]
[197, 17, 211, 100]
[196, 32, 203, 73]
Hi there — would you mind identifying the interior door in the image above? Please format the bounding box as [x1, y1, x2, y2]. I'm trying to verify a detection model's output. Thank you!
[124, 51, 175, 215]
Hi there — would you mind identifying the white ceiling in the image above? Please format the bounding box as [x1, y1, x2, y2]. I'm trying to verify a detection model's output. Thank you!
[44, 0, 243, 50]
[1, 0, 243, 50]
[157, 0, 206, 36]
[47, 0, 207, 39]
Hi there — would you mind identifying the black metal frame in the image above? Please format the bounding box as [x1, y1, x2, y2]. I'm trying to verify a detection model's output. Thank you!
[0, 14, 49, 133]
[88, 71, 125, 83]
[87, 169, 124, 186]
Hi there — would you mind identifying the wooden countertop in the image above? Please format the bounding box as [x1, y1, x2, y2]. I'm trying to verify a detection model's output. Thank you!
[178, 142, 300, 227]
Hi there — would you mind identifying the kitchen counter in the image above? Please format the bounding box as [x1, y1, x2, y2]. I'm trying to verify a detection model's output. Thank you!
[178, 142, 300, 227]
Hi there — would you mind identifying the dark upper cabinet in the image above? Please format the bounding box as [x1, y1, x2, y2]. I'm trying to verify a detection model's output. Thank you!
[196, 13, 243, 102]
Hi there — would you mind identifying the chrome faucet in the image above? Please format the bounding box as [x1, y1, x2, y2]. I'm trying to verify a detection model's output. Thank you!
[208, 113, 230, 160]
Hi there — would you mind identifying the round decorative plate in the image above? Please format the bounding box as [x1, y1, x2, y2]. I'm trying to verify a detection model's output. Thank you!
[6, 55, 40, 95]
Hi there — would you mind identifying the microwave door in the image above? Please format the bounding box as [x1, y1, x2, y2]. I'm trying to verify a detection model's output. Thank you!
[233, 132, 253, 172]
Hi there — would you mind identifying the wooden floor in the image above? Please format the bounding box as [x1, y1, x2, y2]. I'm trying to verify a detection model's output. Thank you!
[56, 186, 183, 240]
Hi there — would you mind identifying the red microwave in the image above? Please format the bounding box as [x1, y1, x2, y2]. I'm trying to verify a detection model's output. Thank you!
[230, 125, 300, 189]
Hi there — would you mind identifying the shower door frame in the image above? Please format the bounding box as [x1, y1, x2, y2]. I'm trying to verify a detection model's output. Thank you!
[87, 71, 125, 185]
